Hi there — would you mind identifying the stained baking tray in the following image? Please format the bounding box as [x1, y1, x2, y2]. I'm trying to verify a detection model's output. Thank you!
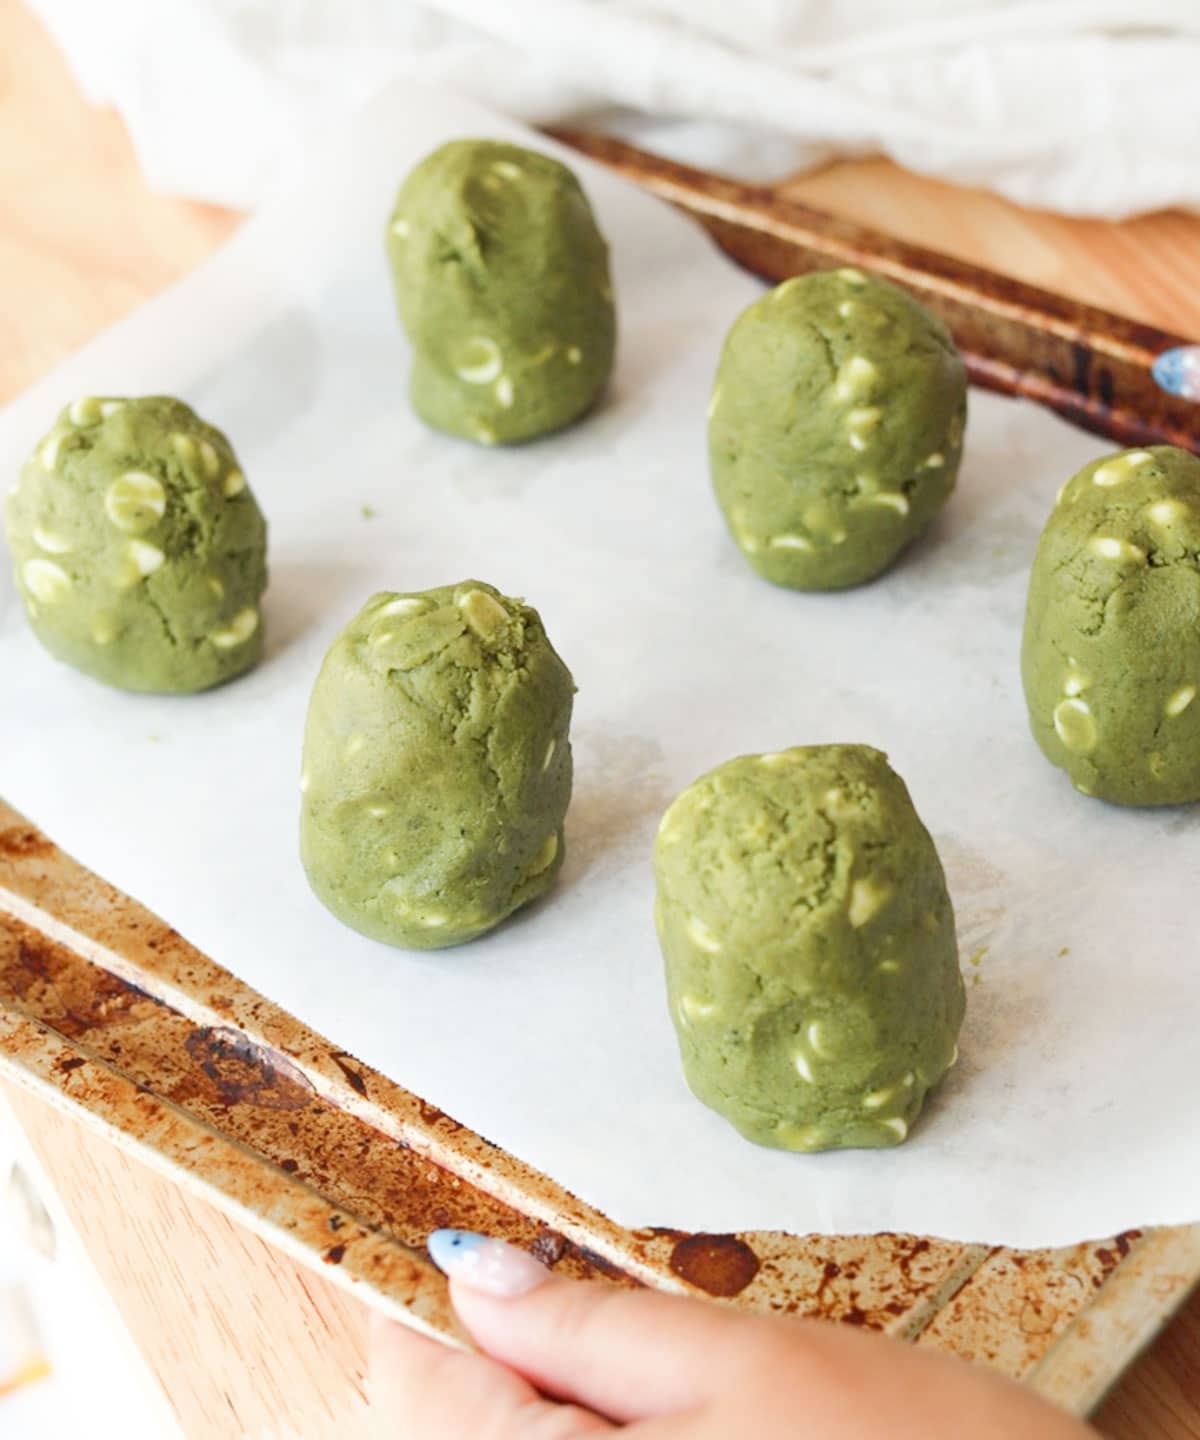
[2, 142, 1199, 1419]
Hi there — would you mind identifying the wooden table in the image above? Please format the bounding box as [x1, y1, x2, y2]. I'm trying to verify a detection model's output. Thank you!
[2, 4, 1198, 1435]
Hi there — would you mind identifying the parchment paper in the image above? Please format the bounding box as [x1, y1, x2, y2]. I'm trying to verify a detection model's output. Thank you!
[2, 84, 1196, 1249]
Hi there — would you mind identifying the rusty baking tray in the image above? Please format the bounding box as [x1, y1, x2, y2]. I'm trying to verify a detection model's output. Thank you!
[3, 144, 1199, 1419]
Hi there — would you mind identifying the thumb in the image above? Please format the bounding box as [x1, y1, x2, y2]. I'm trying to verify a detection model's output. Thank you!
[367, 1307, 612, 1439]
[430, 1230, 772, 1425]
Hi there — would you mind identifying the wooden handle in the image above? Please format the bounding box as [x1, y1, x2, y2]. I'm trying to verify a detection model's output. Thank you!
[551, 129, 1200, 456]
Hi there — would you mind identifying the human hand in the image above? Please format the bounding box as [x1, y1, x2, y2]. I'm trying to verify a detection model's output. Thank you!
[369, 1230, 1097, 1438]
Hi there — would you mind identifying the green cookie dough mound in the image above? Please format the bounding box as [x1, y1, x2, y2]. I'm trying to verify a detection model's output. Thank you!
[653, 745, 964, 1152]
[3, 395, 267, 692]
[300, 581, 575, 949]
[385, 139, 615, 446]
[1022, 445, 1200, 806]
[709, 268, 967, 590]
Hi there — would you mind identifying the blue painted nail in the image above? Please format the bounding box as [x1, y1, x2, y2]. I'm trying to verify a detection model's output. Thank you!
[1152, 345, 1200, 401]
[427, 1229, 551, 1296]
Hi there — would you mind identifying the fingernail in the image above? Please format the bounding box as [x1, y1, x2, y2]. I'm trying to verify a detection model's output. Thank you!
[1152, 345, 1200, 401]
[427, 1230, 552, 1298]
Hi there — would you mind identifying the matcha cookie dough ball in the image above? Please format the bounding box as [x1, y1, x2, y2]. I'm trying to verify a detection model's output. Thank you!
[3, 396, 267, 692]
[654, 745, 964, 1151]
[709, 268, 967, 590]
[1022, 445, 1200, 805]
[300, 581, 575, 949]
[386, 139, 615, 446]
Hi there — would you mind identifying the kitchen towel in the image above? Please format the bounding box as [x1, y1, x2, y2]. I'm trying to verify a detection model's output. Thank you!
[28, 0, 1200, 217]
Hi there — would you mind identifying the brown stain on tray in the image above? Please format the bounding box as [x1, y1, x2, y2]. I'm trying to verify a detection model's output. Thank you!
[669, 1234, 761, 1297]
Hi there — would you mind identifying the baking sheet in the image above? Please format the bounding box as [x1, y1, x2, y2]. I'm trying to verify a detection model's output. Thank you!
[1, 84, 1196, 1250]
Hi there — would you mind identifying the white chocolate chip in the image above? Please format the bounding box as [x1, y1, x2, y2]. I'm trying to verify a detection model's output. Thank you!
[105, 472, 166, 533]
[865, 492, 909, 516]
[1063, 660, 1090, 698]
[881, 1116, 908, 1140]
[491, 160, 522, 180]
[862, 1086, 892, 1110]
[768, 533, 813, 551]
[836, 267, 867, 286]
[878, 959, 902, 974]
[455, 336, 503, 384]
[494, 375, 514, 409]
[807, 1021, 834, 1058]
[32, 525, 71, 554]
[128, 540, 165, 576]
[657, 794, 690, 844]
[198, 441, 221, 479]
[680, 994, 718, 1024]
[1093, 451, 1152, 487]
[921, 452, 945, 469]
[686, 915, 721, 953]
[1089, 536, 1146, 564]
[99, 400, 124, 418]
[837, 299, 855, 319]
[848, 878, 892, 928]
[171, 433, 197, 466]
[22, 558, 71, 604]
[566, 346, 582, 365]
[210, 606, 259, 648]
[1147, 499, 1186, 527]
[528, 833, 559, 876]
[40, 433, 63, 470]
[845, 405, 882, 451]
[68, 396, 102, 426]
[833, 355, 878, 403]
[777, 1124, 826, 1151]
[457, 587, 508, 637]
[542, 737, 557, 771]
[377, 596, 428, 619]
[420, 913, 448, 928]
[1165, 685, 1196, 718]
[223, 469, 246, 498]
[794, 1053, 815, 1083]
[90, 616, 116, 645]
[730, 507, 760, 554]
[391, 217, 409, 237]
[1053, 697, 1097, 753]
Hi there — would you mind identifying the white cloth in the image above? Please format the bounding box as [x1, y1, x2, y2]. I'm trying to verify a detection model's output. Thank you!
[29, 0, 1200, 217]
